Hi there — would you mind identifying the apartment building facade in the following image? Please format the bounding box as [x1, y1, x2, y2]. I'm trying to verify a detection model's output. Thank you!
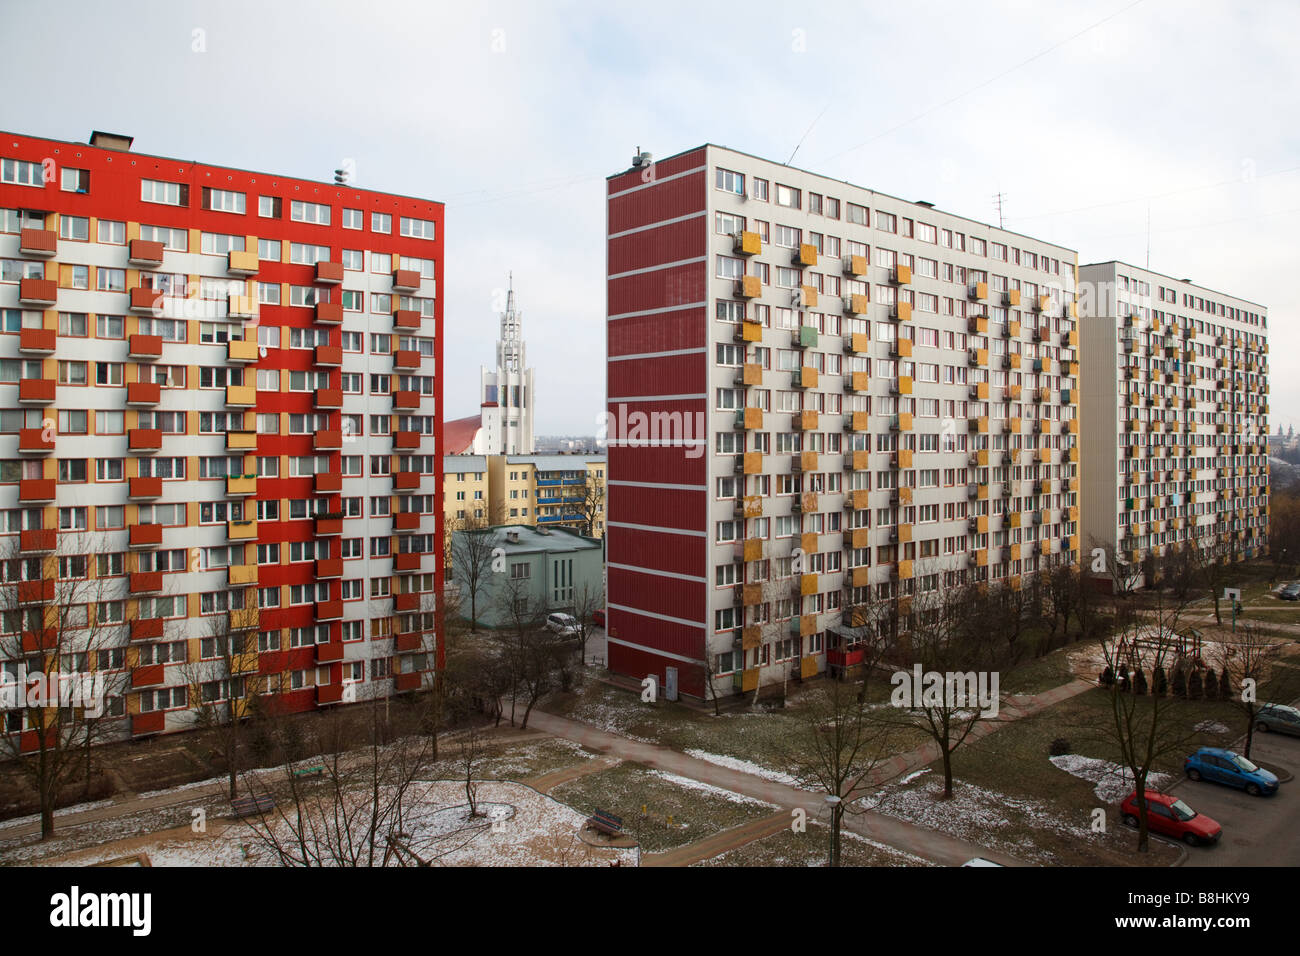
[1078, 262, 1269, 584]
[442, 453, 606, 536]
[606, 145, 1080, 701]
[0, 130, 443, 750]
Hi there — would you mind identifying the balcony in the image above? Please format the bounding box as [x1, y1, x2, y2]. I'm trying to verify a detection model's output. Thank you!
[315, 516, 343, 536]
[227, 249, 259, 276]
[393, 471, 421, 490]
[392, 309, 422, 330]
[394, 511, 422, 530]
[794, 450, 819, 472]
[131, 617, 164, 641]
[793, 243, 818, 267]
[793, 409, 817, 431]
[17, 428, 54, 454]
[392, 268, 421, 292]
[19, 228, 58, 257]
[314, 472, 342, 494]
[393, 390, 420, 409]
[129, 523, 163, 548]
[394, 430, 421, 449]
[126, 381, 161, 406]
[735, 362, 763, 387]
[315, 558, 343, 579]
[395, 672, 422, 692]
[226, 430, 256, 451]
[18, 327, 56, 353]
[793, 367, 818, 389]
[18, 278, 57, 306]
[129, 239, 166, 266]
[128, 476, 162, 498]
[226, 475, 257, 496]
[736, 537, 763, 562]
[127, 428, 163, 452]
[891, 302, 912, 322]
[129, 286, 163, 313]
[733, 320, 763, 344]
[128, 333, 163, 359]
[314, 345, 342, 367]
[395, 552, 423, 571]
[227, 339, 259, 363]
[843, 294, 869, 316]
[734, 275, 762, 299]
[315, 261, 344, 284]
[393, 349, 420, 370]
[891, 265, 912, 285]
[315, 600, 344, 621]
[968, 281, 988, 301]
[1002, 289, 1021, 307]
[315, 388, 343, 410]
[394, 591, 422, 613]
[225, 385, 256, 407]
[845, 371, 869, 393]
[227, 519, 258, 540]
[845, 411, 868, 432]
[315, 301, 343, 324]
[14, 377, 53, 407]
[129, 572, 163, 594]
[19, 528, 56, 553]
[228, 564, 258, 586]
[131, 711, 166, 737]
[228, 295, 258, 319]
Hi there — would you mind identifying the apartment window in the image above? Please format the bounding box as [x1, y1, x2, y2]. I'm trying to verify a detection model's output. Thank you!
[97, 268, 126, 292]
[716, 168, 744, 194]
[399, 217, 436, 240]
[846, 203, 868, 225]
[59, 216, 89, 241]
[290, 200, 330, 225]
[258, 196, 282, 219]
[202, 188, 246, 213]
[750, 178, 769, 201]
[341, 249, 363, 271]
[371, 212, 392, 234]
[290, 242, 331, 265]
[138, 224, 188, 251]
[141, 179, 188, 206]
[95, 219, 125, 244]
[775, 184, 800, 208]
[1, 158, 43, 186]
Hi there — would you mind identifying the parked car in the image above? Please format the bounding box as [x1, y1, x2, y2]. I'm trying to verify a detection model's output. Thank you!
[545, 612, 579, 636]
[591, 609, 606, 628]
[1256, 702, 1300, 737]
[1120, 790, 1221, 846]
[1278, 583, 1300, 601]
[1184, 747, 1279, 796]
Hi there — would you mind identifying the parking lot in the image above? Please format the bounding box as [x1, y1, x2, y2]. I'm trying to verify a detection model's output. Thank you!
[1167, 713, 1300, 866]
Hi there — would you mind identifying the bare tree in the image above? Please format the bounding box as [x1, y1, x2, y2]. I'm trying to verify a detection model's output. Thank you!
[447, 518, 503, 632]
[494, 572, 561, 730]
[571, 472, 606, 539]
[569, 580, 605, 668]
[1217, 621, 1294, 760]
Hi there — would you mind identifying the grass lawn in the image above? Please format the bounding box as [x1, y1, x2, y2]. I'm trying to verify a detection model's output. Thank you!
[549, 762, 776, 853]
[428, 736, 592, 783]
[694, 822, 932, 867]
[1000, 644, 1080, 695]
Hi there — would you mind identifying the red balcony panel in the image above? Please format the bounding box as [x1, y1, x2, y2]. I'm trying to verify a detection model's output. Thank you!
[315, 261, 344, 284]
[314, 430, 342, 451]
[19, 228, 58, 256]
[132, 712, 166, 736]
[18, 479, 55, 502]
[314, 345, 342, 367]
[18, 278, 57, 306]
[17, 378, 56, 404]
[315, 517, 343, 536]
[393, 471, 421, 490]
[131, 617, 164, 641]
[392, 269, 421, 292]
[393, 349, 420, 370]
[132, 664, 166, 689]
[17, 578, 55, 603]
[18, 327, 56, 353]
[315, 558, 343, 579]
[128, 332, 164, 357]
[393, 511, 421, 531]
[21, 628, 57, 652]
[392, 310, 421, 330]
[315, 600, 344, 621]
[129, 571, 163, 594]
[394, 591, 420, 612]
[394, 552, 421, 572]
[314, 388, 342, 409]
[393, 430, 421, 450]
[129, 287, 163, 314]
[315, 301, 343, 324]
[316, 683, 345, 705]
[393, 390, 420, 409]
[395, 632, 422, 652]
[129, 523, 163, 547]
[128, 428, 163, 451]
[315, 642, 345, 663]
[395, 672, 421, 692]
[20, 528, 56, 553]
[129, 476, 163, 498]
[19, 728, 57, 754]
[314, 472, 342, 494]
[126, 381, 161, 405]
[18, 428, 55, 453]
[128, 239, 165, 266]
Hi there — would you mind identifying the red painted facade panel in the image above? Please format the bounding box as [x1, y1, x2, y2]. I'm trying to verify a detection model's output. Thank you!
[606, 524, 706, 577]
[608, 486, 706, 532]
[608, 566, 706, 623]
[608, 352, 704, 400]
[607, 262, 706, 317]
[607, 170, 707, 236]
[607, 308, 708, 355]
[607, 216, 705, 276]
[607, 627, 706, 694]
[606, 147, 707, 197]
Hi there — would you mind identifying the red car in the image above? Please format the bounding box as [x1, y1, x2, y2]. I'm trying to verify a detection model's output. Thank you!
[591, 609, 606, 628]
[1120, 790, 1222, 846]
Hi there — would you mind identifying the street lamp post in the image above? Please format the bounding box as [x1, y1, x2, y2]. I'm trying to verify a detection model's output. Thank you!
[824, 794, 841, 867]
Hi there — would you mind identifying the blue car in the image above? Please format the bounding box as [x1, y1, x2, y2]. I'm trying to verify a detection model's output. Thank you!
[1184, 747, 1279, 796]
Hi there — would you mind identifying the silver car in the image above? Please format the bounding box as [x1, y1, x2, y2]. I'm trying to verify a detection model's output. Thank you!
[1256, 703, 1300, 737]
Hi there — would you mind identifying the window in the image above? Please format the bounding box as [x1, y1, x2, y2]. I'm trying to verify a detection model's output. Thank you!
[1, 158, 43, 186]
[290, 200, 330, 225]
[371, 212, 392, 234]
[97, 268, 125, 292]
[59, 216, 89, 241]
[715, 168, 744, 194]
[201, 188, 246, 213]
[400, 217, 436, 240]
[290, 242, 331, 265]
[775, 184, 800, 208]
[258, 196, 282, 219]
[141, 179, 188, 206]
[96, 219, 125, 245]
[846, 203, 868, 225]
[138, 224, 188, 251]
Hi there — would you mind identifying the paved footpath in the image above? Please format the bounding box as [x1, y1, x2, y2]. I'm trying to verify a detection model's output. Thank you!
[641, 811, 792, 867]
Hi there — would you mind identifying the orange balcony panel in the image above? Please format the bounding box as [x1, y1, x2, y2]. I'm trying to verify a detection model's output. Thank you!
[393, 349, 421, 370]
[315, 261, 344, 284]
[128, 239, 165, 266]
[315, 641, 345, 663]
[394, 511, 422, 531]
[225, 385, 256, 407]
[898, 449, 914, 468]
[851, 450, 870, 470]
[739, 407, 763, 429]
[314, 472, 342, 494]
[19, 478, 55, 501]
[18, 327, 56, 353]
[227, 519, 258, 540]
[796, 409, 817, 430]
[131, 617, 164, 641]
[394, 552, 422, 571]
[18, 277, 57, 306]
[315, 600, 344, 621]
[225, 295, 257, 318]
[850, 527, 870, 549]
[18, 378, 56, 404]
[17, 428, 54, 453]
[897, 560, 914, 579]
[799, 573, 819, 596]
[799, 285, 818, 308]
[129, 287, 163, 313]
[126, 381, 161, 405]
[316, 683, 346, 705]
[17, 578, 55, 604]
[19, 228, 58, 256]
[393, 471, 421, 490]
[226, 430, 257, 451]
[740, 362, 764, 386]
[129, 572, 163, 594]
[898, 486, 913, 504]
[227, 339, 259, 363]
[395, 592, 421, 612]
[848, 371, 869, 392]
[739, 538, 764, 562]
[314, 345, 342, 367]
[227, 249, 259, 276]
[842, 253, 869, 276]
[1004, 289, 1021, 307]
[315, 388, 343, 410]
[743, 451, 764, 475]
[392, 269, 422, 292]
[394, 430, 421, 450]
[735, 275, 762, 299]
[892, 265, 912, 285]
[898, 523, 913, 543]
[393, 309, 422, 330]
[131, 711, 166, 736]
[851, 566, 871, 588]
[128, 428, 163, 451]
[797, 450, 819, 472]
[132, 664, 166, 689]
[128, 333, 164, 358]
[315, 301, 344, 324]
[20, 528, 56, 553]
[395, 672, 422, 692]
[395, 632, 423, 652]
[129, 523, 163, 548]
[975, 549, 989, 568]
[393, 390, 420, 409]
[315, 517, 343, 536]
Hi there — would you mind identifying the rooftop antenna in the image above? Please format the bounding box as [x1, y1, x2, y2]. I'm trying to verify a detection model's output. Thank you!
[333, 167, 350, 185]
[992, 192, 1006, 229]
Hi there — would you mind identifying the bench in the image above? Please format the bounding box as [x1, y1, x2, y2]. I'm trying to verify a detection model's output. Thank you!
[586, 808, 623, 837]
[230, 794, 275, 818]
[293, 765, 325, 778]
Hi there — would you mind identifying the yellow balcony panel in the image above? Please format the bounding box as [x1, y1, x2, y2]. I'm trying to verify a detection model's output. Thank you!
[852, 566, 871, 588]
[741, 495, 763, 519]
[897, 375, 913, 395]
[897, 559, 914, 579]
[799, 285, 818, 308]
[974, 449, 989, 467]
[741, 537, 764, 562]
[227, 519, 258, 540]
[976, 483, 990, 500]
[1037, 294, 1051, 313]
[1010, 574, 1022, 591]
[1004, 289, 1021, 307]
[970, 348, 988, 366]
[846, 331, 870, 353]
[738, 319, 763, 342]
[845, 294, 869, 316]
[733, 231, 762, 256]
[892, 264, 912, 285]
[741, 362, 763, 386]
[796, 366, 819, 388]
[894, 337, 913, 357]
[898, 449, 913, 468]
[969, 281, 988, 301]
[848, 411, 869, 432]
[741, 406, 764, 429]
[795, 243, 818, 267]
[226, 475, 256, 496]
[1009, 353, 1022, 369]
[225, 385, 256, 407]
[1008, 320, 1021, 338]
[1040, 539, 1052, 555]
[843, 254, 867, 277]
[848, 371, 869, 392]
[227, 249, 259, 276]
[741, 583, 763, 606]
[1067, 419, 1079, 434]
[735, 275, 762, 299]
[228, 564, 258, 586]
[1039, 479, 1051, 495]
[898, 523, 913, 543]
[898, 486, 913, 504]
[227, 339, 259, 363]
[975, 549, 989, 567]
[851, 450, 870, 470]
[1010, 511, 1023, 528]
[973, 515, 989, 534]
[800, 573, 819, 596]
[893, 302, 912, 322]
[846, 489, 870, 510]
[1039, 447, 1052, 463]
[972, 382, 989, 400]
[226, 430, 256, 450]
[743, 451, 764, 475]
[799, 450, 819, 472]
[1067, 535, 1079, 554]
[850, 528, 870, 549]
[1007, 384, 1021, 400]
[897, 412, 913, 431]
[1005, 417, 1021, 434]
[795, 409, 817, 430]
[969, 416, 989, 434]
[1069, 446, 1079, 462]
[800, 531, 819, 554]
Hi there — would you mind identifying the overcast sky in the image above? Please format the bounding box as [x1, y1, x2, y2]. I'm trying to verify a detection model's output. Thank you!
[4, 0, 1297, 436]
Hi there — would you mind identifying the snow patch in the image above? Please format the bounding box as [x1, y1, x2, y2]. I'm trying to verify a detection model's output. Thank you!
[645, 770, 778, 808]
[683, 749, 798, 786]
[1049, 754, 1172, 802]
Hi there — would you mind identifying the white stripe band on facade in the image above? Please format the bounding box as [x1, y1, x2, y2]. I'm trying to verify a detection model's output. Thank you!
[607, 521, 707, 537]
[606, 636, 704, 663]
[607, 257, 706, 281]
[607, 164, 707, 200]
[608, 301, 708, 322]
[607, 604, 706, 631]
[609, 347, 706, 362]
[608, 210, 707, 239]
[607, 562, 708, 583]
[608, 480, 708, 491]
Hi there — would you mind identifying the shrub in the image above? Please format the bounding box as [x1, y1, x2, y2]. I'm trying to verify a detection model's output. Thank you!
[1220, 670, 1233, 700]
[1152, 665, 1168, 696]
[1172, 668, 1188, 698]
[1188, 669, 1204, 698]
[1099, 665, 1115, 687]
[1203, 667, 1219, 700]
[1049, 737, 1071, 757]
[1134, 668, 1148, 695]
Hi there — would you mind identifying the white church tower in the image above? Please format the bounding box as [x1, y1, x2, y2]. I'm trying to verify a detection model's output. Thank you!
[478, 274, 535, 454]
